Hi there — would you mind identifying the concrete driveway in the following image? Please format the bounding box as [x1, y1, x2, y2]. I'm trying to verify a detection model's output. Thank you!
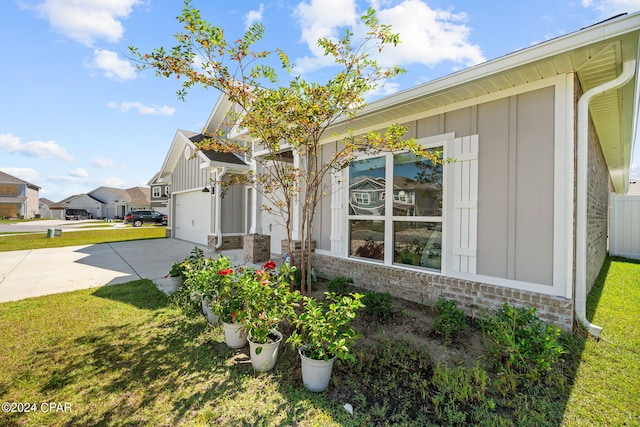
[0, 239, 216, 303]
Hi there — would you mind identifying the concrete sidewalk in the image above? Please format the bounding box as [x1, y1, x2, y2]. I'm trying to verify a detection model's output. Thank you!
[0, 239, 216, 303]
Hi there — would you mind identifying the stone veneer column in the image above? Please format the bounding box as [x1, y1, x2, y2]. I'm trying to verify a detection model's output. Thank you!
[244, 234, 271, 264]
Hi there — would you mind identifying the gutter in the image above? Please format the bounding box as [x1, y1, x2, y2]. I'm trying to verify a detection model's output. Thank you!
[215, 167, 227, 249]
[575, 59, 636, 337]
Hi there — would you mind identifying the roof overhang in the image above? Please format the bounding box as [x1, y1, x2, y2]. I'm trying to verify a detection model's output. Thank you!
[324, 12, 640, 193]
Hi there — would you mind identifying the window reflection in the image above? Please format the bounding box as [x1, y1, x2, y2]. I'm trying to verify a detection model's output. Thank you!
[394, 222, 442, 269]
[349, 157, 386, 216]
[393, 150, 442, 217]
[350, 220, 385, 261]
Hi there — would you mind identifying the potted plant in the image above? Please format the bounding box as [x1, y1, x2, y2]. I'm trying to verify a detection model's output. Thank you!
[237, 261, 300, 372]
[287, 292, 365, 392]
[182, 255, 228, 322]
[209, 265, 247, 349]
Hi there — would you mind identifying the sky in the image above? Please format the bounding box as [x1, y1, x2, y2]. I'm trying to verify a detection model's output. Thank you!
[1, 0, 640, 203]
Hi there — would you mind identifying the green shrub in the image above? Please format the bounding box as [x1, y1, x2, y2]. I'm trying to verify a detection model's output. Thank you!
[483, 303, 565, 380]
[292, 267, 317, 291]
[433, 299, 467, 344]
[362, 291, 393, 320]
[326, 276, 353, 295]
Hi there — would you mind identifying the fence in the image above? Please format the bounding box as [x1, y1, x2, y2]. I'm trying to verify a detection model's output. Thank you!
[610, 193, 640, 259]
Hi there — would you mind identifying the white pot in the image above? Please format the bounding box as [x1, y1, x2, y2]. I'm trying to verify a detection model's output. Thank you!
[222, 321, 247, 349]
[201, 297, 219, 326]
[299, 346, 336, 392]
[248, 330, 283, 372]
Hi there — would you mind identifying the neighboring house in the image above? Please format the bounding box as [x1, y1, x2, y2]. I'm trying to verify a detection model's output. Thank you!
[39, 198, 64, 219]
[157, 13, 640, 335]
[0, 171, 40, 218]
[49, 187, 151, 219]
[147, 172, 170, 215]
[153, 99, 250, 245]
[88, 186, 151, 219]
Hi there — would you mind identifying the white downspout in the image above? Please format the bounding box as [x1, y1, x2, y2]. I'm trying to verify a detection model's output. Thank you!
[576, 59, 636, 337]
[215, 167, 227, 249]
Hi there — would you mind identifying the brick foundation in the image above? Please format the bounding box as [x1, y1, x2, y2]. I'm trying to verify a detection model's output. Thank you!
[281, 240, 316, 266]
[312, 253, 574, 332]
[208, 235, 243, 251]
[244, 234, 271, 263]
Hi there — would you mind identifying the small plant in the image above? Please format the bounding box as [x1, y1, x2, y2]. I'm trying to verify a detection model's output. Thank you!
[288, 292, 365, 361]
[482, 303, 565, 380]
[326, 276, 353, 295]
[433, 299, 468, 344]
[362, 290, 393, 320]
[354, 238, 384, 260]
[237, 261, 301, 344]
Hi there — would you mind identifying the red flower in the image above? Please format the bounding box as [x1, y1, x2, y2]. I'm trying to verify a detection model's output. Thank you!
[262, 260, 276, 270]
[217, 268, 233, 276]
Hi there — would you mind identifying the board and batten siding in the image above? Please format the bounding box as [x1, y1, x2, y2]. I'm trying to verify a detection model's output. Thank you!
[171, 147, 212, 193]
[316, 84, 559, 289]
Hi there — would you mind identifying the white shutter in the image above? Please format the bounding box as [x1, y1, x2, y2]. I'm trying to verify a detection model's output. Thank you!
[448, 135, 478, 274]
[330, 170, 346, 255]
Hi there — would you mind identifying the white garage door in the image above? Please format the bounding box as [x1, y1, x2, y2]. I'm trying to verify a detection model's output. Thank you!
[175, 191, 211, 245]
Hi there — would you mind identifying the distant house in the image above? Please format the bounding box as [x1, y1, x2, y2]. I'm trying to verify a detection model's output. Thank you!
[0, 171, 40, 219]
[49, 187, 151, 219]
[147, 172, 170, 215]
[39, 198, 63, 219]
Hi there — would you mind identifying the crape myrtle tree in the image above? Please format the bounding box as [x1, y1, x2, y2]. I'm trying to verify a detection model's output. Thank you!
[130, 0, 440, 296]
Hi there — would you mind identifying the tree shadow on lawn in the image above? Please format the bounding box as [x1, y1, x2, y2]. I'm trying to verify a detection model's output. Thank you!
[10, 281, 335, 426]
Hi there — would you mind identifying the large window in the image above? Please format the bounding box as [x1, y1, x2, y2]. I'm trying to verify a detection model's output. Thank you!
[348, 146, 443, 270]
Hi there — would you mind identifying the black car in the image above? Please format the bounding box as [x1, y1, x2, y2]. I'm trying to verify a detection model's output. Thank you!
[65, 209, 92, 220]
[124, 210, 168, 227]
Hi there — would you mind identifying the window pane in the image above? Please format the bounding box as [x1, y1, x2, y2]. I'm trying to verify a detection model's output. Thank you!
[350, 220, 385, 261]
[394, 222, 441, 269]
[349, 156, 386, 215]
[393, 149, 442, 216]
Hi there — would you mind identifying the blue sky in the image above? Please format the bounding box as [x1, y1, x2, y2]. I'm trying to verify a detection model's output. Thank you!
[1, 0, 640, 202]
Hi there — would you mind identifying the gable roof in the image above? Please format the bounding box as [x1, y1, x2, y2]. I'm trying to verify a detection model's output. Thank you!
[0, 170, 41, 190]
[324, 12, 640, 194]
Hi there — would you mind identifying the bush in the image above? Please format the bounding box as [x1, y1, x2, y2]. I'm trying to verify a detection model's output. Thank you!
[433, 299, 467, 344]
[482, 303, 565, 380]
[326, 276, 353, 295]
[362, 291, 393, 320]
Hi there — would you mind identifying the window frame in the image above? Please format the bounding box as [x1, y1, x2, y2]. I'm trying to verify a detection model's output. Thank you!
[346, 137, 445, 270]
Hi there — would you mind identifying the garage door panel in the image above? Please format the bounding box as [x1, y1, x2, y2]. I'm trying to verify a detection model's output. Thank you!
[175, 192, 211, 245]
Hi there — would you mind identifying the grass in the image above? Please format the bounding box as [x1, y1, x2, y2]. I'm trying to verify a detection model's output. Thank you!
[0, 228, 166, 252]
[0, 258, 638, 426]
[561, 257, 640, 426]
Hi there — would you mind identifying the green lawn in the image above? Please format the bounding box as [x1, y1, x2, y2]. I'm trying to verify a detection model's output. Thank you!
[0, 228, 166, 252]
[561, 257, 640, 426]
[0, 258, 638, 426]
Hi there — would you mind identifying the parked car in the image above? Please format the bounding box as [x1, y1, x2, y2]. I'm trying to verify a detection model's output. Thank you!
[65, 209, 92, 220]
[124, 210, 168, 227]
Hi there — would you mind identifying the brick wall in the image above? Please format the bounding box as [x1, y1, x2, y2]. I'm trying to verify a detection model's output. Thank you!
[208, 235, 243, 250]
[585, 118, 610, 293]
[312, 253, 574, 331]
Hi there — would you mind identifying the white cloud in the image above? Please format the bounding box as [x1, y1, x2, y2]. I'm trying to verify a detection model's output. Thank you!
[87, 49, 136, 81]
[0, 167, 41, 184]
[69, 168, 89, 178]
[92, 157, 116, 168]
[582, 0, 640, 16]
[26, 0, 141, 46]
[292, 0, 484, 74]
[0, 133, 74, 162]
[107, 101, 176, 116]
[246, 4, 265, 28]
